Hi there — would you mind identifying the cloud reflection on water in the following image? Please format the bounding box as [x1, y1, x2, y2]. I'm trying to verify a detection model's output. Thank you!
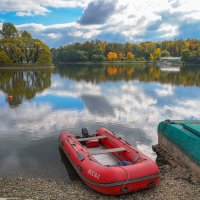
[0, 67, 200, 179]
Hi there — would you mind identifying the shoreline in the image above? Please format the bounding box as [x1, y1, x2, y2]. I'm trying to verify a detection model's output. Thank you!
[0, 65, 55, 70]
[58, 61, 157, 65]
[0, 146, 199, 200]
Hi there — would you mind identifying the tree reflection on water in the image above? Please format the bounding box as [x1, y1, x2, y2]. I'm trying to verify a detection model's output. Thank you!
[55, 64, 200, 86]
[0, 70, 52, 107]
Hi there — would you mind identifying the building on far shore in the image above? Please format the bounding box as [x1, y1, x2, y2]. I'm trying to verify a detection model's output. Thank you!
[160, 57, 182, 64]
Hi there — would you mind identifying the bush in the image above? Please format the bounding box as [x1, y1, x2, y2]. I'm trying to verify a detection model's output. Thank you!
[91, 54, 106, 61]
[0, 50, 13, 64]
[56, 50, 88, 62]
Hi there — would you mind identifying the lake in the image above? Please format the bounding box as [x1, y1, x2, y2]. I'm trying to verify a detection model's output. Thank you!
[0, 63, 200, 181]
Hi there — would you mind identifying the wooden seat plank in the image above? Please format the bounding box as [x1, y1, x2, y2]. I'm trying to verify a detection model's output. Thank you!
[89, 147, 126, 155]
[77, 135, 107, 142]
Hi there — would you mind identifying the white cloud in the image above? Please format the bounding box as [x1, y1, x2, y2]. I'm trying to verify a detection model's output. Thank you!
[158, 24, 179, 38]
[47, 33, 63, 39]
[1, 0, 200, 46]
[0, 0, 50, 16]
[155, 84, 175, 97]
[0, 0, 91, 16]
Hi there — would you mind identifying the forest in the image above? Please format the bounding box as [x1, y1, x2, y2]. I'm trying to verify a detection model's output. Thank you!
[52, 39, 200, 64]
[0, 22, 200, 65]
[0, 23, 52, 65]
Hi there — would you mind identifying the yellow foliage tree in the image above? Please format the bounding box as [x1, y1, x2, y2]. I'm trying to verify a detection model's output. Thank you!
[98, 42, 106, 53]
[153, 48, 161, 60]
[107, 52, 118, 60]
[126, 52, 134, 60]
[150, 54, 154, 61]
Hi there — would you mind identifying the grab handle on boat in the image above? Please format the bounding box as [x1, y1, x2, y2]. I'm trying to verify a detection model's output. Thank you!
[77, 152, 85, 161]
[72, 144, 85, 161]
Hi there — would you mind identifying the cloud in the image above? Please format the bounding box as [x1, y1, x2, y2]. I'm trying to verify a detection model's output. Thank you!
[16, 22, 102, 47]
[79, 0, 117, 25]
[1, 0, 200, 46]
[155, 85, 175, 97]
[0, 0, 50, 16]
[0, 0, 90, 16]
[169, 0, 181, 8]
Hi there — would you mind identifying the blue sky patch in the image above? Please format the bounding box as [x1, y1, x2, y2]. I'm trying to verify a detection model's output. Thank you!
[34, 95, 85, 111]
[0, 7, 83, 25]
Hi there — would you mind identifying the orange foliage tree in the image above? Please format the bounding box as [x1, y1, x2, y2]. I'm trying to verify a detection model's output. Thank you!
[107, 52, 118, 60]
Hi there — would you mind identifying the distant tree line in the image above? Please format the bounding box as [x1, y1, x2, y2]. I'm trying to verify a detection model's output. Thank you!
[0, 23, 52, 65]
[52, 39, 200, 64]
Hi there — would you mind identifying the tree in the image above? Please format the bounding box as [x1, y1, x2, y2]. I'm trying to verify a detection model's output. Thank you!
[188, 50, 200, 64]
[153, 48, 161, 60]
[92, 54, 106, 61]
[126, 52, 134, 60]
[0, 50, 13, 64]
[0, 23, 18, 38]
[53, 39, 200, 63]
[21, 31, 32, 39]
[144, 51, 151, 61]
[107, 52, 118, 61]
[181, 49, 190, 63]
[161, 50, 170, 57]
[56, 50, 88, 62]
[118, 53, 124, 60]
[150, 54, 154, 61]
[37, 47, 52, 65]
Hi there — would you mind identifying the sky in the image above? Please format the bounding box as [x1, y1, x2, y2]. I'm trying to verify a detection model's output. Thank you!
[0, 0, 200, 47]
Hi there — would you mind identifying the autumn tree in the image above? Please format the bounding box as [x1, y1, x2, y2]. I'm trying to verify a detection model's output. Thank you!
[153, 48, 161, 60]
[0, 23, 52, 65]
[107, 52, 118, 61]
[126, 52, 134, 60]
[53, 38, 200, 63]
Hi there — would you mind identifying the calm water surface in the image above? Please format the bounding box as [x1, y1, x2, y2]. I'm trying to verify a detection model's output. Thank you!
[0, 64, 200, 181]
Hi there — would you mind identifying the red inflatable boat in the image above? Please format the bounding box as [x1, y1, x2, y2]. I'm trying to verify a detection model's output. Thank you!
[59, 128, 160, 195]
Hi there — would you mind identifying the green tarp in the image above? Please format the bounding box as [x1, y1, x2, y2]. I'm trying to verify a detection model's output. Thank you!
[158, 120, 200, 165]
